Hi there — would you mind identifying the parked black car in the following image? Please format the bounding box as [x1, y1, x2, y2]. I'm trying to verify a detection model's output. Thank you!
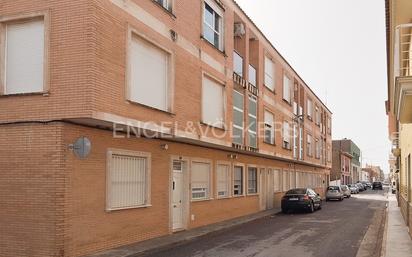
[372, 181, 383, 190]
[281, 188, 322, 213]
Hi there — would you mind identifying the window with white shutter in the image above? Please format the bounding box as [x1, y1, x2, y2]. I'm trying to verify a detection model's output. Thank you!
[264, 56, 275, 90]
[3, 18, 45, 95]
[202, 76, 225, 128]
[307, 98, 313, 119]
[282, 170, 289, 191]
[273, 169, 281, 192]
[264, 110, 275, 145]
[232, 90, 244, 145]
[247, 167, 257, 194]
[248, 95, 257, 148]
[107, 150, 151, 210]
[233, 166, 244, 196]
[283, 75, 291, 103]
[191, 161, 211, 200]
[129, 34, 170, 111]
[216, 164, 230, 198]
[282, 121, 290, 149]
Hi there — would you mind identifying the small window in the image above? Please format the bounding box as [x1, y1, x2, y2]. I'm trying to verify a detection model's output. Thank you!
[216, 164, 230, 198]
[233, 51, 243, 77]
[232, 90, 244, 145]
[282, 170, 289, 191]
[2, 18, 46, 95]
[283, 75, 291, 103]
[307, 134, 313, 157]
[233, 166, 244, 196]
[202, 75, 225, 128]
[273, 169, 281, 192]
[203, 1, 223, 50]
[315, 139, 320, 159]
[247, 167, 257, 194]
[248, 64, 257, 86]
[264, 110, 275, 144]
[107, 150, 151, 210]
[155, 0, 172, 12]
[264, 56, 275, 90]
[129, 33, 170, 111]
[191, 161, 211, 200]
[282, 121, 290, 149]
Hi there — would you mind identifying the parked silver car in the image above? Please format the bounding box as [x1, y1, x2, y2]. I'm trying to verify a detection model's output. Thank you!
[356, 183, 365, 191]
[326, 186, 344, 201]
[347, 184, 359, 194]
[341, 185, 351, 198]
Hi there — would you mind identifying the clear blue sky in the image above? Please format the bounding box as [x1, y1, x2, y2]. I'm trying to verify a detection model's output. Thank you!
[236, 0, 391, 172]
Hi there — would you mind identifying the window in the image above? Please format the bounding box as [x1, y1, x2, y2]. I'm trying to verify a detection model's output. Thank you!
[307, 134, 313, 157]
[216, 164, 230, 198]
[282, 121, 290, 149]
[155, 0, 172, 11]
[191, 161, 211, 200]
[315, 139, 320, 159]
[248, 95, 257, 148]
[327, 117, 331, 134]
[107, 150, 150, 210]
[307, 98, 313, 119]
[233, 166, 244, 196]
[282, 170, 289, 191]
[289, 171, 296, 189]
[315, 106, 320, 125]
[249, 64, 256, 86]
[247, 167, 257, 194]
[129, 33, 170, 111]
[232, 90, 244, 145]
[283, 75, 291, 103]
[264, 56, 275, 90]
[273, 169, 281, 192]
[264, 110, 275, 144]
[203, 1, 223, 50]
[202, 76, 225, 128]
[2, 18, 45, 95]
[292, 124, 298, 158]
[233, 51, 243, 76]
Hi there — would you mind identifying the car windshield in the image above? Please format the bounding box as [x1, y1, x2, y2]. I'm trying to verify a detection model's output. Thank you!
[286, 188, 307, 195]
[327, 186, 340, 191]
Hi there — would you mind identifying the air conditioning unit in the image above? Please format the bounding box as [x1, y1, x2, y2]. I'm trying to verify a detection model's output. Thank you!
[234, 23, 246, 37]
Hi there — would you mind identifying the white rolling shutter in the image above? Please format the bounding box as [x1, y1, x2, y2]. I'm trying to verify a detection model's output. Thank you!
[129, 35, 169, 111]
[264, 56, 275, 90]
[216, 164, 230, 197]
[202, 76, 224, 128]
[5, 19, 44, 94]
[191, 162, 211, 200]
[108, 154, 148, 210]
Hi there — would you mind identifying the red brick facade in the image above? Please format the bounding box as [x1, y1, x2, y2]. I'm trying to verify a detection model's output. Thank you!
[0, 1, 332, 256]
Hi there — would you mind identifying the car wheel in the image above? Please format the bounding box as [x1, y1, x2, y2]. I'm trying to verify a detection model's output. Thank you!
[318, 201, 322, 210]
[340, 197, 343, 201]
[309, 202, 315, 213]
[282, 208, 288, 214]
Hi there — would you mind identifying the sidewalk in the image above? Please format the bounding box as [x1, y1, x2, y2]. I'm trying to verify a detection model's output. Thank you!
[384, 193, 412, 257]
[86, 208, 280, 257]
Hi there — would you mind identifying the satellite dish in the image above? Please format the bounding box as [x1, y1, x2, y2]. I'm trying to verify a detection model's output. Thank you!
[73, 137, 91, 159]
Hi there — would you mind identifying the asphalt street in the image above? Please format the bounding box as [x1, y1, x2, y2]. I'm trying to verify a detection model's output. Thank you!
[141, 188, 388, 257]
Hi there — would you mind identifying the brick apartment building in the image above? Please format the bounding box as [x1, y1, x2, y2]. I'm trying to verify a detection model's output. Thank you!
[331, 139, 362, 184]
[0, 0, 332, 256]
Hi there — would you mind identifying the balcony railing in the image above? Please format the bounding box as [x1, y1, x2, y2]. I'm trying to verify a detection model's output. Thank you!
[395, 24, 412, 78]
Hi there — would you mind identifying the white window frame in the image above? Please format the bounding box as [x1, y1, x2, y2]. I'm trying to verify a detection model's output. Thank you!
[0, 12, 50, 95]
[307, 134, 313, 157]
[232, 90, 244, 145]
[233, 164, 245, 196]
[191, 160, 212, 201]
[202, 73, 226, 129]
[264, 56, 275, 91]
[155, 0, 173, 12]
[283, 74, 291, 103]
[248, 95, 257, 148]
[247, 166, 258, 194]
[273, 169, 282, 192]
[203, 0, 224, 51]
[282, 121, 290, 149]
[315, 138, 320, 159]
[264, 110, 275, 145]
[216, 162, 231, 198]
[106, 149, 152, 211]
[126, 27, 174, 112]
[307, 98, 313, 119]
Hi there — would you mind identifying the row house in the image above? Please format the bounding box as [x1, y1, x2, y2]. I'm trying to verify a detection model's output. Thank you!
[385, 0, 412, 235]
[0, 0, 332, 256]
[331, 139, 362, 184]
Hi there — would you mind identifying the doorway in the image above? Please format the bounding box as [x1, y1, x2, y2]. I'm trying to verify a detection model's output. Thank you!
[172, 160, 186, 231]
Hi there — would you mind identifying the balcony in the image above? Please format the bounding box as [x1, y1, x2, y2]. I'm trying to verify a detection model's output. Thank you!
[394, 23, 412, 123]
[390, 132, 401, 157]
[232, 51, 258, 96]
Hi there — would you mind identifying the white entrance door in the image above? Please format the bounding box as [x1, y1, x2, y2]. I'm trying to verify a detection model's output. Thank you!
[172, 161, 184, 231]
[266, 169, 274, 209]
[259, 168, 267, 211]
